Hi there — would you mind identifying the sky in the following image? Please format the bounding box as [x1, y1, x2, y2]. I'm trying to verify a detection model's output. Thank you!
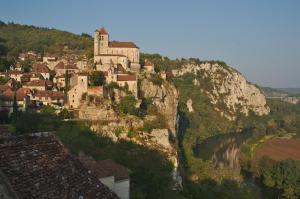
[1, 0, 299, 88]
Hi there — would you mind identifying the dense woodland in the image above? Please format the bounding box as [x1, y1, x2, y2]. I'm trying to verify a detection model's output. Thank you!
[0, 21, 93, 71]
[2, 22, 300, 199]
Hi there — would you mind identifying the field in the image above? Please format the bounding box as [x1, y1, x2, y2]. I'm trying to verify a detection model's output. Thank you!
[255, 138, 300, 161]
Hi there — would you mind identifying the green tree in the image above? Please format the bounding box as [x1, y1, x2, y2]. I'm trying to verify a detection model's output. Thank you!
[40, 105, 56, 115]
[90, 71, 105, 86]
[118, 95, 138, 115]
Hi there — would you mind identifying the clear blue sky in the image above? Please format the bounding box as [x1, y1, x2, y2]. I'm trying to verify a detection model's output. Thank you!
[1, 0, 299, 88]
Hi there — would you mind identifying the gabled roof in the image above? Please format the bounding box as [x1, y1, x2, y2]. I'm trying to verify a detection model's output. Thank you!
[97, 27, 108, 35]
[117, 74, 136, 82]
[54, 62, 78, 70]
[97, 159, 129, 181]
[109, 41, 138, 48]
[34, 90, 64, 100]
[0, 85, 12, 93]
[31, 63, 50, 73]
[26, 80, 46, 87]
[0, 133, 119, 199]
[79, 153, 129, 182]
[0, 88, 29, 101]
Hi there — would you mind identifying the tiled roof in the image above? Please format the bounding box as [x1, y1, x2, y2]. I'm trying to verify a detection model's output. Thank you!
[117, 74, 136, 82]
[109, 41, 138, 48]
[7, 71, 23, 75]
[78, 154, 129, 181]
[97, 27, 108, 35]
[0, 88, 29, 101]
[0, 85, 11, 93]
[98, 54, 127, 57]
[79, 153, 111, 179]
[97, 160, 129, 181]
[26, 80, 46, 87]
[35, 90, 64, 100]
[0, 133, 119, 199]
[54, 61, 65, 69]
[31, 63, 50, 73]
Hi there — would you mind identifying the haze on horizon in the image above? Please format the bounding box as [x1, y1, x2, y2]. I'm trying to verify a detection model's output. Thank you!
[1, 0, 299, 88]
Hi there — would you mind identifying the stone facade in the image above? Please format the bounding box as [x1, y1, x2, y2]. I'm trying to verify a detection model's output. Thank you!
[67, 73, 88, 109]
[94, 27, 140, 72]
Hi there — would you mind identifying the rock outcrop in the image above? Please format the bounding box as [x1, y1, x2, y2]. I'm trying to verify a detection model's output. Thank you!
[140, 78, 179, 135]
[172, 62, 270, 120]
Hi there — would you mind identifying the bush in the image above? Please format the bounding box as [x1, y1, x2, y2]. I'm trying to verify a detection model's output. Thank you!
[90, 71, 105, 86]
[118, 95, 138, 115]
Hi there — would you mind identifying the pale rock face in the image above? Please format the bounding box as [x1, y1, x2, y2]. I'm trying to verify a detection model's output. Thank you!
[186, 99, 194, 112]
[140, 79, 179, 135]
[172, 63, 270, 120]
[150, 129, 172, 150]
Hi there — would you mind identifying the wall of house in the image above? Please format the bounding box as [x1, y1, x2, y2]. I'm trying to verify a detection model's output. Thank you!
[94, 55, 129, 71]
[117, 81, 138, 97]
[113, 179, 130, 199]
[67, 75, 88, 108]
[99, 176, 115, 190]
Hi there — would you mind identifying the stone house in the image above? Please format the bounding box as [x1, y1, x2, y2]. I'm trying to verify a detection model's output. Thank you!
[54, 61, 79, 76]
[31, 63, 51, 80]
[94, 27, 140, 73]
[31, 90, 64, 107]
[105, 65, 138, 97]
[20, 72, 44, 84]
[0, 87, 31, 114]
[53, 74, 67, 89]
[79, 153, 130, 199]
[0, 133, 119, 199]
[43, 53, 58, 63]
[67, 72, 88, 109]
[24, 80, 53, 91]
[7, 71, 23, 82]
[143, 59, 155, 73]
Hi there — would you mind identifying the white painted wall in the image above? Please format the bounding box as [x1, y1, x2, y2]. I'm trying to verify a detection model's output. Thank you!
[113, 179, 130, 199]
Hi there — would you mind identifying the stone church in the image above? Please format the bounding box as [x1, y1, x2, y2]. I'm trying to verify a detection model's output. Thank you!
[94, 27, 140, 72]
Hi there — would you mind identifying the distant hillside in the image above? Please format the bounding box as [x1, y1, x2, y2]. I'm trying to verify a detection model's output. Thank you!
[260, 86, 289, 97]
[260, 86, 300, 97]
[276, 88, 300, 96]
[0, 21, 93, 59]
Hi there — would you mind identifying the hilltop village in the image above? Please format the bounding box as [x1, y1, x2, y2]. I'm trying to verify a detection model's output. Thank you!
[0, 27, 161, 199]
[0, 27, 157, 114]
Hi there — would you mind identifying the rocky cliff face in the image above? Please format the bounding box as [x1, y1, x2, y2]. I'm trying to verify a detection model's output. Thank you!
[140, 78, 179, 135]
[172, 62, 270, 120]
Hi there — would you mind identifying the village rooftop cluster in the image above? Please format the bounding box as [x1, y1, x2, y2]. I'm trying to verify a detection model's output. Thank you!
[0, 27, 157, 116]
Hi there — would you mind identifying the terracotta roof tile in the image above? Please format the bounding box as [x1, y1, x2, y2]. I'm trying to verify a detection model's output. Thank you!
[31, 63, 50, 73]
[97, 159, 129, 181]
[117, 74, 136, 81]
[97, 27, 108, 35]
[109, 41, 138, 48]
[79, 154, 129, 181]
[0, 134, 119, 199]
[26, 80, 46, 87]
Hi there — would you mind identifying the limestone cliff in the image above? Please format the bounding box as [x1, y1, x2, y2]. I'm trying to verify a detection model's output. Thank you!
[140, 78, 179, 135]
[172, 62, 270, 120]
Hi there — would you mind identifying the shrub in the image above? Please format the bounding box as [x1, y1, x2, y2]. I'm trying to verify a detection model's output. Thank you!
[118, 95, 138, 115]
[90, 71, 105, 86]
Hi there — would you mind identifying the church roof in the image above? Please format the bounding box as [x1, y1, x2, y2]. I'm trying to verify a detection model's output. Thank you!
[109, 41, 138, 49]
[97, 27, 108, 35]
